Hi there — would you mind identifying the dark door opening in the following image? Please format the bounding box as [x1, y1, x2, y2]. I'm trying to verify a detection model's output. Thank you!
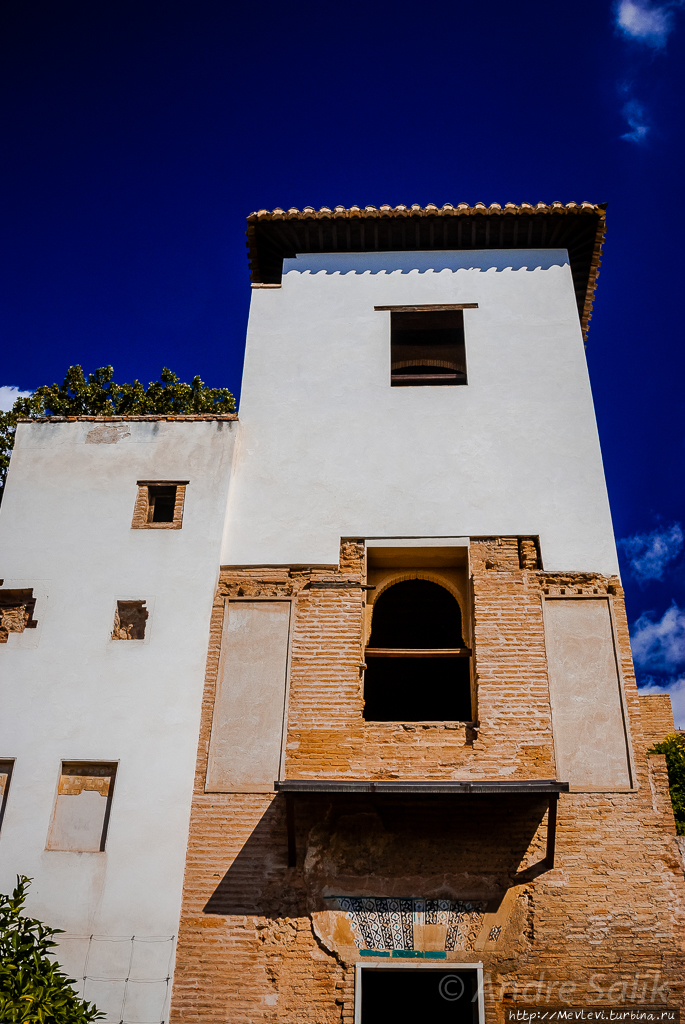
[361, 968, 478, 1024]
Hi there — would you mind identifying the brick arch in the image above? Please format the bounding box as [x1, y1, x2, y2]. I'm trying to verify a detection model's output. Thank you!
[369, 571, 462, 615]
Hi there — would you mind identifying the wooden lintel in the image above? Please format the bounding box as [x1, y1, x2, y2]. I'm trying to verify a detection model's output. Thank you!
[391, 374, 464, 383]
[364, 648, 472, 658]
[374, 303, 479, 311]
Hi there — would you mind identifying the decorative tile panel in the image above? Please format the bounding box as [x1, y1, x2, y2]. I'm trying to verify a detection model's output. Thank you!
[335, 897, 485, 951]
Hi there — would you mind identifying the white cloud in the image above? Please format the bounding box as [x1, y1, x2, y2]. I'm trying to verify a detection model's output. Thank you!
[615, 0, 676, 46]
[638, 676, 685, 729]
[618, 522, 683, 581]
[631, 602, 685, 671]
[0, 385, 32, 413]
[621, 98, 651, 142]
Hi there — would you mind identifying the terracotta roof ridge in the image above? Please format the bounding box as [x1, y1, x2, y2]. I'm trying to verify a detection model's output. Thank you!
[247, 201, 603, 221]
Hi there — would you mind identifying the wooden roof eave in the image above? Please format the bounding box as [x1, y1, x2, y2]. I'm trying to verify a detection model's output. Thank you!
[245, 203, 606, 338]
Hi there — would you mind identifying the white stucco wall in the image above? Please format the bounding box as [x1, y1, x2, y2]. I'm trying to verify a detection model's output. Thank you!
[0, 418, 237, 1019]
[223, 249, 619, 574]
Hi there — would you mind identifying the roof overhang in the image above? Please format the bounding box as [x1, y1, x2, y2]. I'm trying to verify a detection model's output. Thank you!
[245, 202, 606, 340]
[275, 779, 568, 795]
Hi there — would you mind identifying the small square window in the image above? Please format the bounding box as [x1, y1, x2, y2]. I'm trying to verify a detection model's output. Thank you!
[112, 600, 148, 640]
[0, 588, 38, 643]
[131, 481, 187, 530]
[390, 309, 467, 386]
[47, 762, 117, 852]
[0, 760, 15, 834]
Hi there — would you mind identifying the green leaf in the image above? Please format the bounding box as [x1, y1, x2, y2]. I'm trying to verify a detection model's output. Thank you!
[648, 732, 685, 835]
[0, 877, 105, 1022]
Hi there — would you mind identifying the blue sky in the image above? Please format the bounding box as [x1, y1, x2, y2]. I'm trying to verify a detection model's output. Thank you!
[2, 0, 684, 723]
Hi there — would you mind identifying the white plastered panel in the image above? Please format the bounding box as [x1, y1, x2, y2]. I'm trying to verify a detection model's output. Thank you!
[206, 601, 291, 792]
[544, 598, 632, 791]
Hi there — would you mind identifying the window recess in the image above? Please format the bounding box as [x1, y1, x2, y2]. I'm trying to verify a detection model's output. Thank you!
[0, 588, 38, 642]
[375, 305, 475, 387]
[0, 760, 15, 834]
[363, 579, 472, 722]
[47, 762, 117, 852]
[131, 481, 188, 530]
[112, 600, 148, 640]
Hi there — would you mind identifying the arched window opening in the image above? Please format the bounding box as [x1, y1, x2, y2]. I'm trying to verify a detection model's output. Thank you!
[363, 579, 472, 722]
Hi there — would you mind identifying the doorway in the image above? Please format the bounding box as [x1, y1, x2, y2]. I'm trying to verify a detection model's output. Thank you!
[359, 967, 479, 1024]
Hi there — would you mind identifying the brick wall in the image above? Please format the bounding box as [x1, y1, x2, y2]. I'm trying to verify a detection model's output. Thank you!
[170, 542, 685, 1022]
[640, 694, 676, 749]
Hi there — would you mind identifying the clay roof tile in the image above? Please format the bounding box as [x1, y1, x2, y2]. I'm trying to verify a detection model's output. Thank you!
[245, 201, 606, 340]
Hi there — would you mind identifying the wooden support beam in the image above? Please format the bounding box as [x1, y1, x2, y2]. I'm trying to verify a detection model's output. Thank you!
[365, 648, 472, 658]
[375, 303, 478, 312]
[285, 794, 296, 868]
[545, 791, 559, 867]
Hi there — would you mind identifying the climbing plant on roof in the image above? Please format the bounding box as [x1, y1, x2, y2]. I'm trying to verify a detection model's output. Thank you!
[0, 875, 104, 1022]
[0, 365, 235, 500]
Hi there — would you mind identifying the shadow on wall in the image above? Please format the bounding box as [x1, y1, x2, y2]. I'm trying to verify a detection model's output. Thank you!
[203, 794, 549, 918]
[203, 797, 301, 917]
[282, 249, 570, 276]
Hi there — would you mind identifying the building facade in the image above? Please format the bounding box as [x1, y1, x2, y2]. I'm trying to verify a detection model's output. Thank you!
[0, 416, 238, 1022]
[1, 202, 683, 1023]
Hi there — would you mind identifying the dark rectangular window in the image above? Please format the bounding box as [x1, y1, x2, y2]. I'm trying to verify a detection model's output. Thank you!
[391, 309, 467, 387]
[0, 760, 14, 834]
[148, 485, 177, 523]
[132, 481, 187, 530]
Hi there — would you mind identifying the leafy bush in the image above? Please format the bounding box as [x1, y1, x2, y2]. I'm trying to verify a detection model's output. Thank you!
[0, 875, 103, 1022]
[648, 732, 685, 835]
[0, 365, 235, 498]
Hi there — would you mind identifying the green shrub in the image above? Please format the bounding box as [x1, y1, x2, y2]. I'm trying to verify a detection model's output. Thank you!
[0, 875, 103, 1022]
[0, 365, 235, 498]
[648, 732, 685, 835]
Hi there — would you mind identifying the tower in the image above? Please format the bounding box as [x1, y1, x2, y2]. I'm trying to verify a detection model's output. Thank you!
[169, 204, 684, 1021]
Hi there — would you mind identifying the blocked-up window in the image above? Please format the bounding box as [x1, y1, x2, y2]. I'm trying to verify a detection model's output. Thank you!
[389, 309, 468, 387]
[47, 762, 117, 852]
[0, 588, 37, 643]
[207, 600, 292, 792]
[112, 600, 148, 640]
[544, 597, 633, 790]
[363, 579, 472, 722]
[0, 760, 14, 833]
[131, 482, 187, 529]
